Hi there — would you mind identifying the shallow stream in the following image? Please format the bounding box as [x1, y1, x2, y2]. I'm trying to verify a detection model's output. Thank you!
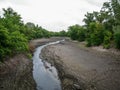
[33, 41, 63, 90]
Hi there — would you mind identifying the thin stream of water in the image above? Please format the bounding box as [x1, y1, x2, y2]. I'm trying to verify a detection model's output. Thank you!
[33, 40, 64, 90]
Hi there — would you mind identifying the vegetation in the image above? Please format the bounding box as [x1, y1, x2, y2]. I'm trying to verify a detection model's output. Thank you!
[68, 24, 86, 41]
[113, 25, 120, 49]
[0, 0, 120, 61]
[0, 8, 55, 61]
[67, 0, 120, 49]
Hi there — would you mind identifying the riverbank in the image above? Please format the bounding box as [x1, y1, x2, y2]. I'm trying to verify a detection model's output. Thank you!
[0, 54, 36, 90]
[41, 39, 120, 90]
[29, 37, 65, 52]
[0, 37, 64, 90]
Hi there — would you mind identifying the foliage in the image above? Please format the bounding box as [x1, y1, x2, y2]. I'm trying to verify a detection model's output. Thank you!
[86, 22, 104, 46]
[27, 53, 32, 59]
[111, 0, 120, 25]
[103, 31, 112, 49]
[77, 27, 86, 41]
[0, 0, 120, 61]
[68, 24, 86, 41]
[0, 26, 11, 60]
[82, 0, 120, 49]
[68, 0, 120, 49]
[9, 31, 28, 53]
[113, 25, 120, 49]
[68, 25, 79, 40]
[0, 8, 56, 61]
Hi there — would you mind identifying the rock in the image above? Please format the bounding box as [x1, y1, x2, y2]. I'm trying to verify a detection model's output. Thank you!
[73, 84, 81, 90]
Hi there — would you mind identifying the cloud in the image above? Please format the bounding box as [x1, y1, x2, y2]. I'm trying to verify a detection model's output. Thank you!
[0, 0, 109, 31]
[85, 0, 109, 7]
[0, 0, 28, 5]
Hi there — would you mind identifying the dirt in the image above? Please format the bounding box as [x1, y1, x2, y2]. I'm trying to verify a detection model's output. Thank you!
[41, 39, 120, 90]
[29, 37, 65, 52]
[0, 54, 36, 90]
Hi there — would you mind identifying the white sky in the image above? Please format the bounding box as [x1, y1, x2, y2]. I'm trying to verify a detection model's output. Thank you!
[0, 0, 109, 31]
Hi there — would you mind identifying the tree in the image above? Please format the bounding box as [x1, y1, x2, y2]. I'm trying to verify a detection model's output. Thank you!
[83, 12, 95, 27]
[111, 0, 120, 25]
[86, 22, 104, 46]
[59, 30, 67, 37]
[113, 25, 120, 49]
[9, 31, 28, 53]
[0, 25, 10, 60]
[2, 8, 23, 32]
[103, 31, 112, 49]
[68, 24, 80, 40]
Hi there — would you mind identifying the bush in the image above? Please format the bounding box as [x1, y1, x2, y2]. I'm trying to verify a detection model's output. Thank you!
[9, 31, 28, 53]
[0, 27, 11, 60]
[68, 25, 80, 40]
[103, 31, 112, 49]
[77, 27, 86, 42]
[113, 25, 120, 49]
[27, 53, 32, 59]
[86, 38, 92, 47]
[90, 33, 103, 46]
[86, 22, 104, 46]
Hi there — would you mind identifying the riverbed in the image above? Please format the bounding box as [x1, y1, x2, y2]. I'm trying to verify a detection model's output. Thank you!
[33, 41, 63, 90]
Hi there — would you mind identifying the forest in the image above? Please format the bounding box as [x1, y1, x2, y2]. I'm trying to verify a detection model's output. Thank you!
[0, 0, 120, 61]
[67, 0, 120, 49]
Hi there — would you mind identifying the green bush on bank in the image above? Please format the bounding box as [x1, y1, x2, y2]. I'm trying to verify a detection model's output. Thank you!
[103, 31, 112, 49]
[113, 25, 120, 49]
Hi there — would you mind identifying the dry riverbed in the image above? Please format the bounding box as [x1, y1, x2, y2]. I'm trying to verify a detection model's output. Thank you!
[0, 37, 120, 90]
[41, 39, 120, 90]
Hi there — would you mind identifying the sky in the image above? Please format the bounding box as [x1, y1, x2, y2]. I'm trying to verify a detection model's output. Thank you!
[0, 0, 109, 31]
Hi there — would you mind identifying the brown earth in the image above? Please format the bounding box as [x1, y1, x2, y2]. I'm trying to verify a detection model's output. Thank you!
[29, 37, 65, 52]
[0, 54, 36, 90]
[41, 39, 120, 90]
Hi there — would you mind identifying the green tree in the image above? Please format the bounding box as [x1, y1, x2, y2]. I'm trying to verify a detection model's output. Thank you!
[111, 0, 120, 25]
[113, 25, 120, 49]
[9, 31, 28, 53]
[83, 12, 95, 27]
[59, 30, 67, 37]
[68, 25, 80, 40]
[103, 31, 112, 49]
[0, 24, 11, 60]
[86, 22, 104, 46]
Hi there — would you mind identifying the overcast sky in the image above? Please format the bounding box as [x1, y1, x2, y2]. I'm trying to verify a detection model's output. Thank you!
[0, 0, 109, 31]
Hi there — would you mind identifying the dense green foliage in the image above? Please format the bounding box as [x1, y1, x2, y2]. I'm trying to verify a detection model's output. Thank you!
[86, 22, 104, 46]
[67, 0, 120, 49]
[68, 24, 86, 41]
[0, 8, 54, 61]
[113, 25, 120, 49]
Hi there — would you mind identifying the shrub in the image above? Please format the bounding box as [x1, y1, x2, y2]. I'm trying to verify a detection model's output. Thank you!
[103, 31, 112, 49]
[86, 22, 104, 46]
[86, 38, 92, 47]
[9, 31, 28, 53]
[77, 27, 86, 42]
[113, 25, 120, 49]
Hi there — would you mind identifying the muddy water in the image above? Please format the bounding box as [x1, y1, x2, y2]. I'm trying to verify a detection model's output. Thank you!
[33, 41, 63, 90]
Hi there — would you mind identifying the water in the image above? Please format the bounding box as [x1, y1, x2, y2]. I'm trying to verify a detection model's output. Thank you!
[33, 40, 64, 90]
